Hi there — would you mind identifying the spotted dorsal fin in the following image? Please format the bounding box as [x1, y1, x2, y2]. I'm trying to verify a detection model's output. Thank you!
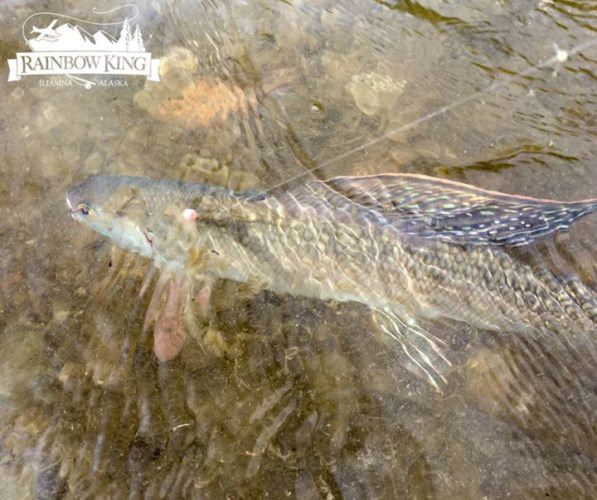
[325, 174, 597, 247]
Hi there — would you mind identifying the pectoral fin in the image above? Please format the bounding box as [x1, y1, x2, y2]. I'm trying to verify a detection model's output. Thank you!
[153, 277, 188, 362]
[143, 271, 189, 362]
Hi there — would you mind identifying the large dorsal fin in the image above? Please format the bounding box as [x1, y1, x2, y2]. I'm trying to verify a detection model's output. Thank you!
[324, 174, 597, 247]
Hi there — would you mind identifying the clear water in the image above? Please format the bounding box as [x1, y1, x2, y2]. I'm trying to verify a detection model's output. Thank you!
[0, 0, 595, 498]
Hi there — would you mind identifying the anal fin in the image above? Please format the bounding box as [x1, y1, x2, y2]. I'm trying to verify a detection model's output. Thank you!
[371, 308, 453, 391]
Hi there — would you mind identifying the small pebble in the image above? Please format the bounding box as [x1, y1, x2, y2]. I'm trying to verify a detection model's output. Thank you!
[11, 88, 24, 100]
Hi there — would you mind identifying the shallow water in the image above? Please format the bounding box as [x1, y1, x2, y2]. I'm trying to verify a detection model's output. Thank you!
[0, 0, 596, 498]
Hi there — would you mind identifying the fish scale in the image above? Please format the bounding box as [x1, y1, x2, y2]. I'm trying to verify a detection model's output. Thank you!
[67, 174, 597, 387]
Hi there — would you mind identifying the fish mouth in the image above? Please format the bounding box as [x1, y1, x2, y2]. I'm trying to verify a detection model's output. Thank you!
[66, 193, 80, 218]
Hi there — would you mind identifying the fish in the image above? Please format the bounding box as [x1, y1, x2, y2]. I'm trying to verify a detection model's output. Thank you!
[67, 174, 597, 388]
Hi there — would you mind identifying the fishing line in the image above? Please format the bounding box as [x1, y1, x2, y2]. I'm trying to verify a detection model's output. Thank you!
[248, 35, 597, 200]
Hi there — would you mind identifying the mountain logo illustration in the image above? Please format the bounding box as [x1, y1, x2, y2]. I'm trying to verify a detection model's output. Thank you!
[8, 6, 160, 88]
[27, 19, 145, 53]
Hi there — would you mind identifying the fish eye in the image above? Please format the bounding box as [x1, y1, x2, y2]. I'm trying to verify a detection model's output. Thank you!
[78, 203, 92, 216]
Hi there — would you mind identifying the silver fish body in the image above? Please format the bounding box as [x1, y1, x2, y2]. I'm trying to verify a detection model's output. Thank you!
[67, 174, 597, 385]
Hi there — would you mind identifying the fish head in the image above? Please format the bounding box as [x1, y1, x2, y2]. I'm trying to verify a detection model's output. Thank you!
[67, 175, 156, 258]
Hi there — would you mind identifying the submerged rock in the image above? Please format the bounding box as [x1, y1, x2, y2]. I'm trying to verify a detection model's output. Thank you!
[134, 46, 251, 130]
[346, 72, 406, 117]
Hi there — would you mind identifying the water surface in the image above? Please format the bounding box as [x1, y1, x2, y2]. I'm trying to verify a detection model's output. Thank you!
[0, 0, 596, 498]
